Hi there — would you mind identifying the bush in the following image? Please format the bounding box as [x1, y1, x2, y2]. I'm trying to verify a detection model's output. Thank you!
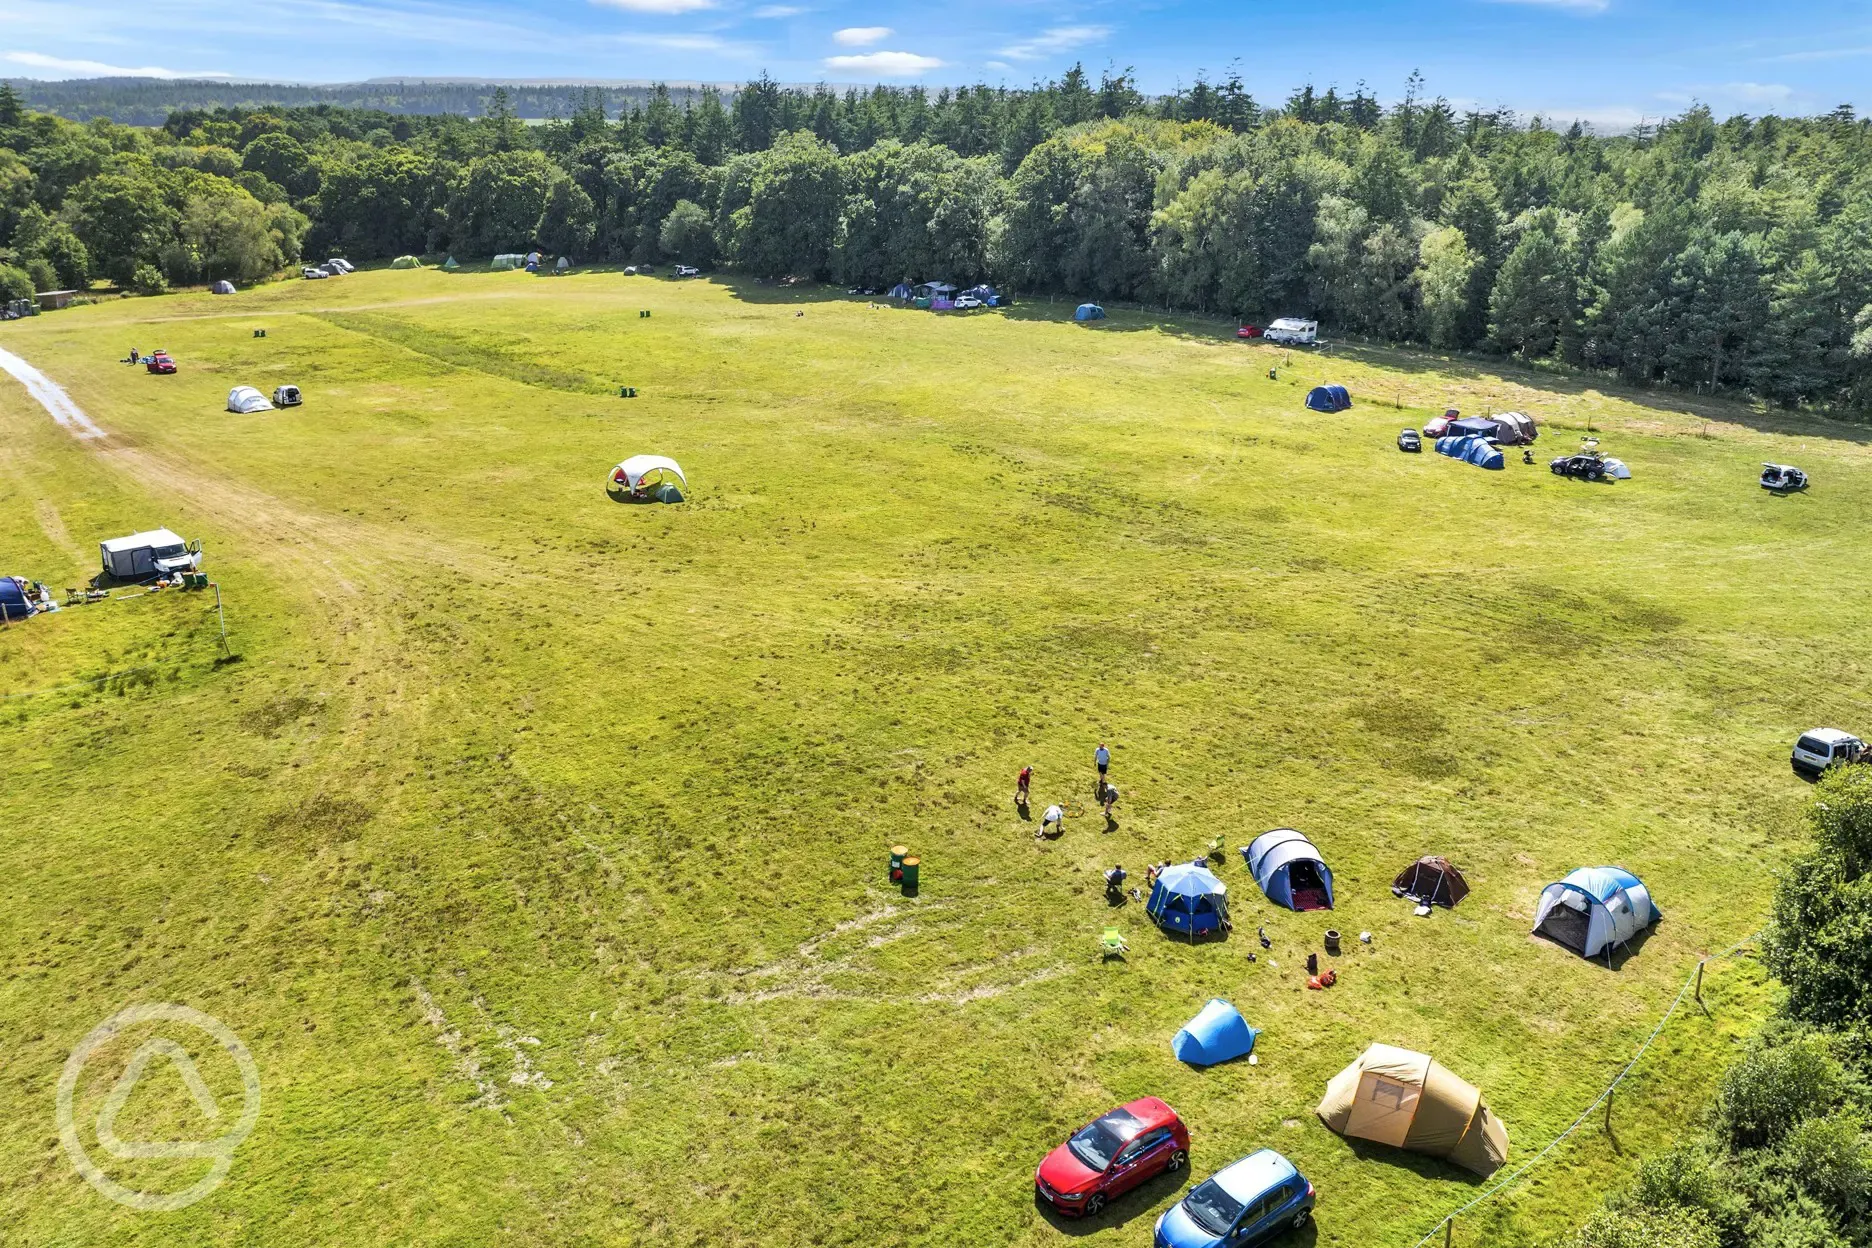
[1556, 1205, 1720, 1248]
[1765, 771, 1872, 1031]
[1716, 1029, 1846, 1150]
[37, 226, 90, 289]
[0, 262, 32, 301]
[130, 263, 168, 295]
[23, 257, 55, 293]
[1625, 1147, 1738, 1226]
[1770, 1113, 1871, 1219]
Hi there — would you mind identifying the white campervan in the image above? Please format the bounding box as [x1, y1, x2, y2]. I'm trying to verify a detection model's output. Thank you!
[99, 529, 202, 581]
[1263, 317, 1318, 346]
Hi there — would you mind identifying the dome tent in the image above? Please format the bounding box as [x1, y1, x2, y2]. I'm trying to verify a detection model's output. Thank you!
[491, 254, 525, 271]
[1304, 384, 1351, 413]
[1393, 856, 1468, 908]
[210, 279, 236, 294]
[1172, 1000, 1258, 1067]
[1, 576, 40, 620]
[1435, 435, 1505, 470]
[608, 455, 687, 504]
[1532, 867, 1660, 962]
[1243, 828, 1334, 911]
[1317, 1044, 1509, 1177]
[226, 386, 273, 413]
[391, 255, 422, 269]
[1146, 863, 1228, 940]
[1074, 303, 1105, 321]
[442, 256, 461, 271]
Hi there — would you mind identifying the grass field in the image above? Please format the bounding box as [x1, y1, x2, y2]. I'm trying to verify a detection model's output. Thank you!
[2, 267, 1864, 1247]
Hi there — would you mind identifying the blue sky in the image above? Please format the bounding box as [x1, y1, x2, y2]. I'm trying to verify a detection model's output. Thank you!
[3, 0, 1869, 127]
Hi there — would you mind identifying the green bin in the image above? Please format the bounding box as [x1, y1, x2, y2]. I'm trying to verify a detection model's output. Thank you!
[900, 856, 920, 894]
[889, 845, 908, 883]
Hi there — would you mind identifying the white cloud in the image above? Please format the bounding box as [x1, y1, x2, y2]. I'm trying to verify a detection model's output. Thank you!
[752, 4, 804, 14]
[1657, 82, 1794, 106]
[4, 51, 233, 78]
[984, 60, 1012, 71]
[823, 50, 943, 76]
[590, 0, 714, 12]
[833, 26, 891, 47]
[998, 24, 1111, 61]
[1483, 0, 1610, 11]
[1768, 45, 1872, 62]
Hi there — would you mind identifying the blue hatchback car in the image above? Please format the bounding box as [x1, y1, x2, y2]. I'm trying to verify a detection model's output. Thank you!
[1153, 1149, 1315, 1247]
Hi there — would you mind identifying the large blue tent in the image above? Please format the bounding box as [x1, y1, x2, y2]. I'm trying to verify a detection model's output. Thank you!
[1532, 867, 1661, 962]
[1436, 435, 1505, 470]
[0, 576, 33, 621]
[1243, 828, 1335, 911]
[1146, 863, 1229, 939]
[1304, 384, 1352, 413]
[1074, 303, 1106, 321]
[1172, 999, 1259, 1067]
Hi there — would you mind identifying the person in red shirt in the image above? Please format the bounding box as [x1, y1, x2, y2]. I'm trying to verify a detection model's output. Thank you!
[1016, 766, 1033, 809]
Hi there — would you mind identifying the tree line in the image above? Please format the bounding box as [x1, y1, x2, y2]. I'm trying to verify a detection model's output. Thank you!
[2, 73, 1870, 415]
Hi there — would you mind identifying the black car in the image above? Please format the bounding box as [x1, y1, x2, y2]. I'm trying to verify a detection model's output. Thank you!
[1397, 428, 1421, 453]
[1550, 453, 1608, 481]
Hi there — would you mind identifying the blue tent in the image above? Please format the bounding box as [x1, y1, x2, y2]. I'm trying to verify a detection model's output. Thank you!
[1304, 384, 1352, 413]
[0, 577, 33, 621]
[887, 282, 913, 300]
[1244, 829, 1335, 911]
[1173, 999, 1259, 1067]
[1533, 867, 1661, 961]
[1146, 863, 1229, 939]
[1075, 303, 1106, 321]
[1435, 435, 1506, 470]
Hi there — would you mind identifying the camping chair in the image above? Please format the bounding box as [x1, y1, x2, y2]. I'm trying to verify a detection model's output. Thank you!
[1100, 928, 1128, 958]
[1208, 835, 1225, 860]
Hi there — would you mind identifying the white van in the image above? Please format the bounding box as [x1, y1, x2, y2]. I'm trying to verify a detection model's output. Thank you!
[99, 529, 202, 581]
[1263, 318, 1318, 346]
[1792, 728, 1867, 779]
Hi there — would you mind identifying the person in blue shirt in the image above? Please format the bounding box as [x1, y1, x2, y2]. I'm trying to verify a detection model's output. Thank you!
[1095, 743, 1110, 780]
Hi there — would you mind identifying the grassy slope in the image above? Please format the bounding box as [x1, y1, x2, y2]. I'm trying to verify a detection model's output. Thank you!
[2, 269, 1861, 1247]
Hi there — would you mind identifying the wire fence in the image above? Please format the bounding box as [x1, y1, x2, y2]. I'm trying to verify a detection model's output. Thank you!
[1407, 932, 1761, 1247]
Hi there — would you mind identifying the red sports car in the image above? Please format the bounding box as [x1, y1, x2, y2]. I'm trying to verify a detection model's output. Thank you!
[145, 351, 176, 374]
[1236, 325, 1262, 339]
[1422, 408, 1458, 438]
[1035, 1096, 1190, 1218]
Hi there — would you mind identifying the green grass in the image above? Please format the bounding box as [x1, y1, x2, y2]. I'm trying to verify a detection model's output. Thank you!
[2, 267, 1861, 1247]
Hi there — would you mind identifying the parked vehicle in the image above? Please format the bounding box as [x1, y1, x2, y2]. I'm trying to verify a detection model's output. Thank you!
[1154, 1150, 1314, 1247]
[674, 265, 701, 278]
[1550, 453, 1610, 482]
[1036, 1097, 1189, 1218]
[1761, 463, 1809, 492]
[301, 266, 329, 280]
[1792, 728, 1868, 780]
[1236, 325, 1262, 339]
[98, 529, 202, 581]
[1423, 409, 1459, 438]
[1262, 318, 1317, 346]
[953, 295, 984, 310]
[324, 258, 355, 274]
[145, 350, 176, 375]
[272, 384, 303, 408]
[1397, 428, 1421, 453]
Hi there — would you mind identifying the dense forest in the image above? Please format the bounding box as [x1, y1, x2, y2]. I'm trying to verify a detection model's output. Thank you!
[3, 70, 1871, 415]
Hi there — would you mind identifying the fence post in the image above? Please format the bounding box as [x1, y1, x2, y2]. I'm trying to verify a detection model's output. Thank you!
[1445, 1216, 1454, 1247]
[1604, 1087, 1614, 1133]
[213, 583, 230, 655]
[1695, 960, 1705, 1004]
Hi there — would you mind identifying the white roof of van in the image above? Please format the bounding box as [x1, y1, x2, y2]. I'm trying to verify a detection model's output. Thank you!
[1806, 728, 1861, 744]
[101, 529, 185, 552]
[1267, 317, 1316, 329]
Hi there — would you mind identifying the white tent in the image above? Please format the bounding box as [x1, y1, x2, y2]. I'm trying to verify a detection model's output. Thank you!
[611, 455, 687, 490]
[211, 280, 236, 295]
[227, 386, 273, 413]
[1532, 867, 1660, 962]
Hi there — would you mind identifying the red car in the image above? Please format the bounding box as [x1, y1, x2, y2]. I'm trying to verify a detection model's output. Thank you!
[1035, 1096, 1190, 1218]
[1236, 325, 1262, 339]
[1422, 408, 1459, 438]
[145, 351, 176, 375]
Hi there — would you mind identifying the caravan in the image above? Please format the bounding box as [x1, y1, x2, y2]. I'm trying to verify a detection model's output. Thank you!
[1263, 318, 1318, 346]
[99, 529, 202, 581]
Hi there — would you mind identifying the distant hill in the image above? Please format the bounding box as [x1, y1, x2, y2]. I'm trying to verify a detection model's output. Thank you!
[4, 77, 735, 125]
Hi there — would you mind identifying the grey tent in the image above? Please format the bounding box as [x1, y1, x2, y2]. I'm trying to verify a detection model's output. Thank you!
[390, 255, 422, 269]
[491, 254, 525, 271]
[210, 279, 236, 294]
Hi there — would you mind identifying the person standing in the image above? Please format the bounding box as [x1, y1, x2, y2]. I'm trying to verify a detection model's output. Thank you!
[1094, 742, 1110, 784]
[1100, 782, 1119, 823]
[1016, 766, 1032, 808]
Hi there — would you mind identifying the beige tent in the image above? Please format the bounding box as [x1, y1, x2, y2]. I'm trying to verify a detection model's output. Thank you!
[1316, 1044, 1508, 1176]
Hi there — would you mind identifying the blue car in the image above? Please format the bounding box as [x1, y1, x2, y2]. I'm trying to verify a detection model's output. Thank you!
[1153, 1149, 1314, 1247]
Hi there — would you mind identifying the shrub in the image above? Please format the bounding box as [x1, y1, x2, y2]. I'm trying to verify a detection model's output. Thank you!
[1556, 1205, 1720, 1248]
[130, 263, 168, 295]
[0, 262, 32, 301]
[1771, 1113, 1871, 1219]
[23, 257, 56, 293]
[1716, 1029, 1846, 1150]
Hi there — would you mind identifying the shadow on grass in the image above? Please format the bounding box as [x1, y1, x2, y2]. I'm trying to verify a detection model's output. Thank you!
[1529, 922, 1661, 972]
[1342, 1136, 1491, 1187]
[1032, 1164, 1193, 1237]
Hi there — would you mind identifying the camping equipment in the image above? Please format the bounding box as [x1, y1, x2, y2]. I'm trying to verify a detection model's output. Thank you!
[1101, 927, 1128, 957]
[1172, 1000, 1258, 1067]
[1324, 929, 1341, 955]
[1074, 303, 1106, 322]
[900, 856, 919, 893]
[1306, 953, 1318, 975]
[1602, 457, 1631, 479]
[609, 455, 687, 499]
[99, 529, 200, 581]
[1145, 863, 1229, 940]
[491, 254, 525, 271]
[889, 845, 908, 883]
[272, 385, 302, 408]
[226, 386, 273, 414]
[210, 279, 236, 295]
[1493, 411, 1538, 444]
[1435, 435, 1506, 470]
[1304, 384, 1352, 413]
[1317, 1043, 1510, 1176]
[887, 282, 913, 300]
[1449, 416, 1503, 440]
[1306, 968, 1337, 990]
[1393, 856, 1469, 908]
[442, 256, 460, 271]
[391, 255, 421, 269]
[1243, 829, 1335, 911]
[1532, 867, 1659, 962]
[0, 576, 51, 621]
